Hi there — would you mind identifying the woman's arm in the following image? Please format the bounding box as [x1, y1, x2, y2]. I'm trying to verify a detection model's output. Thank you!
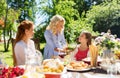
[54, 47, 65, 52]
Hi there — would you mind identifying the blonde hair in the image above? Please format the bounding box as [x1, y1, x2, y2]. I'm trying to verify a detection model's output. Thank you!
[46, 15, 65, 35]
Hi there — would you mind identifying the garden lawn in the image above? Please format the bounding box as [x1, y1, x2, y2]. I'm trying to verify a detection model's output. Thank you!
[0, 43, 13, 66]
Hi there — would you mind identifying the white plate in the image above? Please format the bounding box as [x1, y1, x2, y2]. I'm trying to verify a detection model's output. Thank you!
[66, 67, 91, 72]
[82, 57, 102, 62]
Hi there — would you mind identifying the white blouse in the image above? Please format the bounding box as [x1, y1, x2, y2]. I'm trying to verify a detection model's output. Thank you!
[14, 40, 36, 65]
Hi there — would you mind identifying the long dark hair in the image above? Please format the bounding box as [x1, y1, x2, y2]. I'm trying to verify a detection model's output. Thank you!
[15, 20, 33, 43]
[82, 31, 92, 47]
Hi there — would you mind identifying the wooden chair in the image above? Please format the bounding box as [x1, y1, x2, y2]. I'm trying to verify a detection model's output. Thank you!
[11, 38, 40, 66]
[11, 38, 17, 66]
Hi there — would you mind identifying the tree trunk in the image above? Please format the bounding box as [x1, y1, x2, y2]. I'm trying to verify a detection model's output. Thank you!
[3, 3, 9, 52]
[6, 30, 12, 50]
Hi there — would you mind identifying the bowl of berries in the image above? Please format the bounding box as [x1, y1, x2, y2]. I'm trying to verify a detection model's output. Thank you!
[0, 66, 25, 78]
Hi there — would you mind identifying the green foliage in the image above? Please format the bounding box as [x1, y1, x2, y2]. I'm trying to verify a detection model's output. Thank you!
[5, 9, 20, 31]
[35, 0, 94, 43]
[86, 0, 120, 37]
[73, 0, 89, 17]
[0, 30, 2, 40]
[0, 0, 6, 17]
[8, 0, 37, 22]
[34, 26, 46, 43]
[0, 0, 20, 51]
[73, 0, 104, 17]
[102, 38, 115, 49]
[53, 1, 79, 43]
[0, 0, 19, 33]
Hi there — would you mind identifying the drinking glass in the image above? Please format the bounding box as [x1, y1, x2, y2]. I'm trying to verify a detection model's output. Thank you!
[25, 49, 39, 74]
[59, 52, 66, 58]
[66, 72, 73, 78]
[115, 60, 120, 73]
[66, 72, 80, 78]
[0, 52, 4, 64]
[73, 72, 80, 78]
[0, 52, 7, 67]
[36, 50, 43, 66]
[107, 64, 117, 78]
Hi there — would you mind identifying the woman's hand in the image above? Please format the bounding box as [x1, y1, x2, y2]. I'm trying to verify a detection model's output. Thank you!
[63, 43, 68, 50]
[54, 48, 66, 52]
[54, 48, 68, 52]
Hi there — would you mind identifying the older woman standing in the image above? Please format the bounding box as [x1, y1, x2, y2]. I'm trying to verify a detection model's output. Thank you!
[14, 20, 36, 65]
[44, 15, 67, 59]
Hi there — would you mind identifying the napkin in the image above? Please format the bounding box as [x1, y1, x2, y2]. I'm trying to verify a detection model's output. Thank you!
[89, 44, 99, 67]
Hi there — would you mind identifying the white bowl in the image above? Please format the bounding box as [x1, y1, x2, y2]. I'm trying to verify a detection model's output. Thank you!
[100, 64, 110, 70]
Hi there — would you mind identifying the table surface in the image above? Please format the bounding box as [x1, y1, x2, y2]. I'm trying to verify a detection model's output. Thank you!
[18, 65, 120, 78]
[65, 68, 120, 78]
[64, 72, 120, 78]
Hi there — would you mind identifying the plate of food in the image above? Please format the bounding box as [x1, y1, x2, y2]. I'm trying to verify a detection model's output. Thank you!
[36, 59, 66, 78]
[66, 61, 91, 72]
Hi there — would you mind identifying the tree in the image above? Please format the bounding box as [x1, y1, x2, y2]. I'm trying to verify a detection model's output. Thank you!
[73, 0, 89, 17]
[73, 0, 104, 17]
[35, 0, 94, 43]
[0, 0, 37, 52]
[7, 0, 37, 22]
[0, 0, 6, 41]
[86, 0, 120, 37]
[35, 0, 80, 42]
[0, 0, 19, 51]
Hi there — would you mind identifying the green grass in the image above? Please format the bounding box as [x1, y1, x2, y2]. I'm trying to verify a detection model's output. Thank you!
[0, 43, 46, 66]
[0, 42, 74, 66]
[0, 43, 13, 66]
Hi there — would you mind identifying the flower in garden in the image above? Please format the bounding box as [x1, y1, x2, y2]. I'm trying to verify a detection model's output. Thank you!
[94, 30, 120, 50]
